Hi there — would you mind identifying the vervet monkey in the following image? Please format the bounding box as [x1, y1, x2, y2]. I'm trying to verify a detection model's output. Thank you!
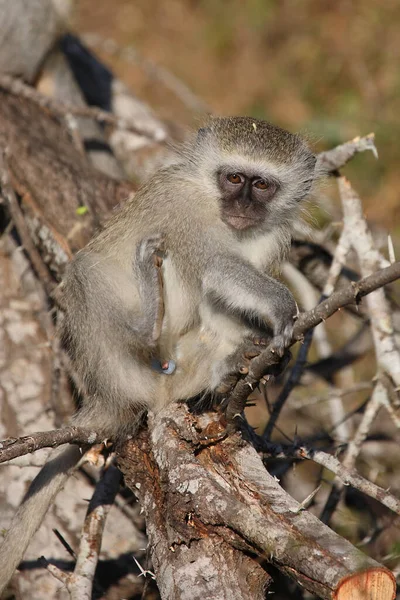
[0, 116, 316, 592]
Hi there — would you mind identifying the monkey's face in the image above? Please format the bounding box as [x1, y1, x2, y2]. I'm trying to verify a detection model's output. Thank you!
[218, 167, 279, 231]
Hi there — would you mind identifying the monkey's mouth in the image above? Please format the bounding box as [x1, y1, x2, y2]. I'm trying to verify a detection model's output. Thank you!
[223, 214, 258, 231]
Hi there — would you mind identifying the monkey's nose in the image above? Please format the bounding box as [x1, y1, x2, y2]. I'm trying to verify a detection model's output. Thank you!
[238, 194, 252, 209]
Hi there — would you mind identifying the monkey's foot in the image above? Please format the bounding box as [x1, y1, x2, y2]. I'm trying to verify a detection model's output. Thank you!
[151, 358, 176, 375]
[214, 339, 266, 393]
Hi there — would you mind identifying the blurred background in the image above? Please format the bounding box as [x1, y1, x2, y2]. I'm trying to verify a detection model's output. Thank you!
[75, 0, 400, 233]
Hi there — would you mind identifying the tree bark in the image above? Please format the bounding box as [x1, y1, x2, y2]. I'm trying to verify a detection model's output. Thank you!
[0, 85, 134, 268]
[117, 405, 396, 600]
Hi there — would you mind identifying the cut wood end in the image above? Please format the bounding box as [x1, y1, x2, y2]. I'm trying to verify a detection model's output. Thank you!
[336, 568, 396, 600]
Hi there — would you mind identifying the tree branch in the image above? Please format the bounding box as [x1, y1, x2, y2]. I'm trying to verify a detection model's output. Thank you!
[316, 133, 377, 173]
[226, 261, 400, 422]
[117, 404, 396, 600]
[42, 463, 121, 600]
[0, 427, 101, 463]
[257, 436, 400, 515]
[0, 74, 166, 142]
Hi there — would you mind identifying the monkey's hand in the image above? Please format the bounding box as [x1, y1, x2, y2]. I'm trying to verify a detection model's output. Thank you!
[268, 286, 299, 358]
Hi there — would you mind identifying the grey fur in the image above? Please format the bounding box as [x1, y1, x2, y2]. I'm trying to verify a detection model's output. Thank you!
[0, 116, 316, 593]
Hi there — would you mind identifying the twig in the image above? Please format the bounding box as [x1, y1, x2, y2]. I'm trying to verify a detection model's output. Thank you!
[43, 464, 121, 599]
[316, 133, 377, 173]
[282, 262, 331, 355]
[338, 177, 400, 387]
[263, 328, 314, 440]
[318, 227, 354, 443]
[53, 529, 77, 559]
[0, 74, 166, 142]
[0, 427, 101, 463]
[320, 176, 400, 522]
[39, 557, 70, 585]
[257, 435, 400, 515]
[70, 464, 121, 600]
[342, 380, 385, 469]
[225, 261, 400, 422]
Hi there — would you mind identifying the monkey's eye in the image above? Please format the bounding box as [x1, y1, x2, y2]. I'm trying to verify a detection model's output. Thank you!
[253, 179, 268, 190]
[227, 173, 243, 184]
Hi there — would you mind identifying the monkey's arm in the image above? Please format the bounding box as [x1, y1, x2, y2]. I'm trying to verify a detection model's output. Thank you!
[203, 254, 297, 354]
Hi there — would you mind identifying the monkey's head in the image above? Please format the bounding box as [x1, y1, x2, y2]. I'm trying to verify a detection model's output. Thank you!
[187, 116, 316, 233]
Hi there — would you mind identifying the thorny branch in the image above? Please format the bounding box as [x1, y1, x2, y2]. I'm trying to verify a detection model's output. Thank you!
[319, 174, 400, 523]
[225, 260, 400, 422]
[0, 427, 101, 464]
[257, 435, 400, 515]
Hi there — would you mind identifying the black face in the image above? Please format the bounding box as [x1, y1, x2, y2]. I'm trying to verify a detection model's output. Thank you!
[218, 168, 279, 231]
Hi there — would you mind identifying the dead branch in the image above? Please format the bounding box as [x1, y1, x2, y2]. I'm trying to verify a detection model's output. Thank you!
[0, 74, 167, 142]
[319, 175, 400, 523]
[118, 404, 396, 600]
[338, 177, 400, 386]
[316, 133, 377, 173]
[0, 151, 56, 295]
[258, 436, 400, 515]
[225, 260, 400, 422]
[42, 463, 122, 599]
[0, 427, 101, 463]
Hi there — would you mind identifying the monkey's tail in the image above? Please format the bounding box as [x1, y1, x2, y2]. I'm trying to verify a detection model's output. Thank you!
[0, 444, 81, 594]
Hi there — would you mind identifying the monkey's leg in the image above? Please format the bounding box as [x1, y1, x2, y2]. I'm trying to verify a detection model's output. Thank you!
[135, 235, 175, 374]
[215, 338, 291, 395]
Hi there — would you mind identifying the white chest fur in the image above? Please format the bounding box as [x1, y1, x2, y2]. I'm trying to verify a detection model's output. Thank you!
[238, 231, 282, 271]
